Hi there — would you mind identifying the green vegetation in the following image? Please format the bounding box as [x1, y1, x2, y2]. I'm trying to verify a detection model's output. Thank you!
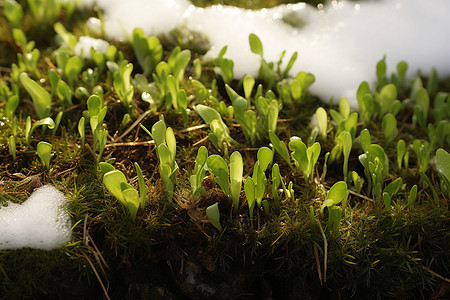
[0, 1, 449, 299]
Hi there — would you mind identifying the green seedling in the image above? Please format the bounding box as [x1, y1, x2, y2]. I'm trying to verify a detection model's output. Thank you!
[87, 94, 107, 153]
[249, 33, 298, 89]
[382, 177, 403, 210]
[121, 185, 140, 221]
[51, 111, 63, 136]
[289, 138, 320, 183]
[426, 67, 439, 95]
[374, 83, 398, 120]
[435, 148, 450, 198]
[276, 71, 315, 109]
[121, 113, 131, 128]
[412, 88, 430, 130]
[55, 49, 70, 72]
[330, 131, 353, 181]
[232, 96, 257, 145]
[102, 169, 128, 206]
[381, 113, 398, 146]
[81, 68, 100, 88]
[351, 171, 364, 194]
[269, 130, 292, 168]
[11, 117, 17, 138]
[227, 84, 280, 146]
[243, 74, 255, 101]
[112, 60, 134, 111]
[27, 0, 61, 23]
[396, 139, 406, 169]
[64, 56, 83, 88]
[432, 92, 449, 122]
[406, 185, 418, 208]
[341, 131, 353, 182]
[56, 80, 74, 107]
[214, 46, 234, 84]
[12, 28, 34, 53]
[134, 162, 147, 209]
[193, 58, 202, 79]
[132, 28, 163, 76]
[9, 136, 16, 161]
[195, 104, 234, 150]
[230, 151, 243, 214]
[205, 151, 244, 213]
[358, 144, 389, 202]
[411, 139, 430, 173]
[272, 163, 294, 202]
[206, 154, 229, 197]
[11, 30, 41, 79]
[37, 141, 52, 170]
[167, 46, 191, 84]
[54, 23, 77, 51]
[244, 177, 256, 219]
[190, 146, 208, 200]
[315, 107, 328, 141]
[141, 117, 178, 201]
[271, 164, 281, 202]
[356, 81, 374, 123]
[242, 148, 273, 218]
[25, 116, 55, 143]
[5, 95, 19, 121]
[190, 79, 208, 101]
[330, 97, 350, 125]
[206, 203, 223, 232]
[151, 49, 191, 123]
[105, 44, 117, 62]
[16, 49, 41, 80]
[90, 48, 106, 75]
[390, 61, 408, 91]
[321, 151, 330, 180]
[78, 117, 85, 148]
[252, 147, 273, 208]
[290, 71, 314, 103]
[359, 128, 370, 152]
[320, 181, 348, 233]
[4, 0, 23, 28]
[97, 128, 107, 163]
[376, 56, 388, 87]
[208, 94, 234, 119]
[19, 73, 51, 119]
[331, 101, 358, 141]
[48, 69, 60, 97]
[428, 121, 450, 149]
[75, 86, 90, 102]
[100, 162, 142, 220]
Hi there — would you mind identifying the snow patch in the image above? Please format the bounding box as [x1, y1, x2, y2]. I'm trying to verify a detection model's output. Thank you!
[0, 185, 72, 250]
[80, 0, 450, 107]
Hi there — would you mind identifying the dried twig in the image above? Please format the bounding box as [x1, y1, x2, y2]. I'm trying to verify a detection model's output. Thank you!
[105, 140, 155, 148]
[313, 243, 323, 285]
[421, 265, 450, 283]
[80, 249, 110, 300]
[113, 110, 152, 142]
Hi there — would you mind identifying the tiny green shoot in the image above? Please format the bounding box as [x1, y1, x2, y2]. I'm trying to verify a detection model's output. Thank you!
[9, 135, 16, 161]
[37, 141, 52, 170]
[206, 203, 223, 232]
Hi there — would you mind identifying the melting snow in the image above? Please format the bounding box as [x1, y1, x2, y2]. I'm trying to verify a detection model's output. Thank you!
[79, 0, 450, 106]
